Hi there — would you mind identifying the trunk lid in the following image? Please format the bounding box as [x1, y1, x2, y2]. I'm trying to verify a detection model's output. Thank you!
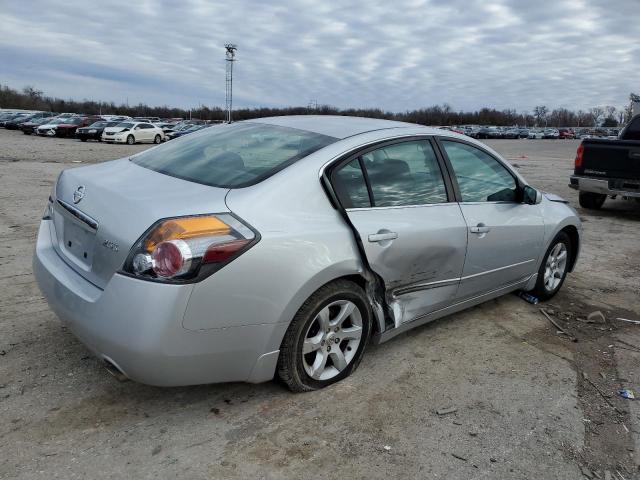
[52, 158, 230, 289]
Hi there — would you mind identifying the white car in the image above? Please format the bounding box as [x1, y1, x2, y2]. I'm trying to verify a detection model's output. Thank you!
[102, 121, 165, 144]
[36, 118, 66, 136]
[528, 129, 544, 139]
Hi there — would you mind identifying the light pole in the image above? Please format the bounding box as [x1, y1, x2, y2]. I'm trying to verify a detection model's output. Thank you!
[225, 44, 237, 123]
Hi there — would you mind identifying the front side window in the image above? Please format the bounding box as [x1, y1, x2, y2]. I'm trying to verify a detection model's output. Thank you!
[132, 122, 337, 188]
[361, 140, 448, 207]
[441, 140, 517, 202]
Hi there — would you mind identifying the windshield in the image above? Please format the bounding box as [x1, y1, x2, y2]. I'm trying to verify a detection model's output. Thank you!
[131, 122, 337, 188]
[116, 122, 134, 129]
[89, 122, 107, 128]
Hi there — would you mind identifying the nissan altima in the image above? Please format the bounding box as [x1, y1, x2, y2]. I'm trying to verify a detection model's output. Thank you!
[34, 116, 581, 391]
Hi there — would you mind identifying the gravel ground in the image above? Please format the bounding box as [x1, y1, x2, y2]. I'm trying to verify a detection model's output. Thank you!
[0, 128, 639, 479]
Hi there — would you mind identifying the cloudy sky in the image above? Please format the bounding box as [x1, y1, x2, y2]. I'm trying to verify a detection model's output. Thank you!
[1, 0, 637, 112]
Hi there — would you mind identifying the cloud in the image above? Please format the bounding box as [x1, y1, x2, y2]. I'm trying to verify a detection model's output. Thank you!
[0, 0, 637, 112]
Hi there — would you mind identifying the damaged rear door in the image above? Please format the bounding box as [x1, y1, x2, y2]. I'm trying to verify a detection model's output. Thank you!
[329, 138, 468, 326]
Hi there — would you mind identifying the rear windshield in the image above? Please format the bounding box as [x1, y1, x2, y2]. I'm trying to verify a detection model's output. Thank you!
[131, 122, 337, 188]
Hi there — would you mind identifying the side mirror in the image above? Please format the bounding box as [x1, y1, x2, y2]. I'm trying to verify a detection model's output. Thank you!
[523, 185, 542, 205]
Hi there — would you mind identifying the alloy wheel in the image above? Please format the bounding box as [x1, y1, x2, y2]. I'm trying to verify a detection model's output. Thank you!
[544, 243, 568, 292]
[302, 300, 363, 381]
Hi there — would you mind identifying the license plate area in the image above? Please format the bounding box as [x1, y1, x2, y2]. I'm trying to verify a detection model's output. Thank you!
[61, 217, 96, 267]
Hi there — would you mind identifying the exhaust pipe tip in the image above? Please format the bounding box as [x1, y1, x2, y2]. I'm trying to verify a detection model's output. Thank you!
[103, 358, 128, 383]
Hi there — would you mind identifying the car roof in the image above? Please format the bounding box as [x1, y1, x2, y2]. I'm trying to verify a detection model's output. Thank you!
[247, 115, 438, 140]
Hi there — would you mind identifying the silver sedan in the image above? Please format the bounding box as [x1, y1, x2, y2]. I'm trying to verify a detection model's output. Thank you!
[34, 116, 581, 391]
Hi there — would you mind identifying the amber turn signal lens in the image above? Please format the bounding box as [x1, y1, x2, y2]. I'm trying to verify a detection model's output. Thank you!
[144, 216, 231, 252]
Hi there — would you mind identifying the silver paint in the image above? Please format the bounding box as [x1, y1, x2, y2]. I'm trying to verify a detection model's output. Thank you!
[33, 115, 582, 386]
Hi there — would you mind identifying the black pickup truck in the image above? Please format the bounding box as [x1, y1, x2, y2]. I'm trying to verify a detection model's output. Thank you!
[570, 113, 640, 209]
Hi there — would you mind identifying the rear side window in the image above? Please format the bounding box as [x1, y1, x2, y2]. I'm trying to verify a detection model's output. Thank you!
[333, 159, 371, 208]
[441, 140, 517, 202]
[132, 123, 337, 188]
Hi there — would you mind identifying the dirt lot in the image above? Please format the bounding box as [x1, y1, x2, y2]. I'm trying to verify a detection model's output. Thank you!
[1, 129, 639, 479]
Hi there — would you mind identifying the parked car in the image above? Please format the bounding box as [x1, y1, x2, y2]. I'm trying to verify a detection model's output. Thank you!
[570, 113, 640, 209]
[154, 122, 178, 131]
[543, 128, 559, 139]
[503, 128, 521, 139]
[1, 112, 32, 127]
[35, 118, 67, 136]
[163, 121, 200, 136]
[4, 114, 37, 130]
[476, 126, 502, 139]
[100, 115, 132, 122]
[133, 116, 162, 123]
[76, 121, 122, 142]
[56, 113, 79, 119]
[528, 129, 544, 139]
[101, 121, 164, 144]
[4, 111, 56, 129]
[165, 124, 208, 140]
[21, 117, 55, 135]
[518, 128, 530, 138]
[575, 129, 592, 139]
[438, 126, 465, 135]
[558, 128, 575, 139]
[37, 116, 102, 138]
[463, 126, 481, 138]
[34, 116, 581, 391]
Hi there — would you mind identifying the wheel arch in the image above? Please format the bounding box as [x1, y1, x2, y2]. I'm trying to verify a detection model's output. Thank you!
[279, 268, 386, 340]
[559, 224, 580, 272]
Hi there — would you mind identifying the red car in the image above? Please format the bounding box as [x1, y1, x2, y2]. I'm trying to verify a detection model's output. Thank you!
[37, 116, 103, 138]
[558, 128, 575, 139]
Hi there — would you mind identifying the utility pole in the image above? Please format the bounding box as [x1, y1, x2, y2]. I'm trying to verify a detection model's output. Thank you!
[225, 44, 237, 123]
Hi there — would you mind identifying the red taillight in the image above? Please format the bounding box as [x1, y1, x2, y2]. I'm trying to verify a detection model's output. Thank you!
[125, 214, 257, 282]
[152, 240, 191, 278]
[575, 144, 584, 168]
[203, 239, 250, 263]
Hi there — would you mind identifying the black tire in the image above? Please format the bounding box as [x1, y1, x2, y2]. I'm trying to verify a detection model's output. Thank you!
[579, 191, 606, 210]
[530, 232, 572, 301]
[126, 135, 135, 145]
[153, 134, 161, 144]
[80, 138, 87, 142]
[277, 279, 372, 392]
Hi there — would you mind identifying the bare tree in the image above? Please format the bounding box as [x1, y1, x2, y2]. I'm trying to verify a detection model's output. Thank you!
[533, 105, 548, 126]
[22, 85, 43, 100]
[589, 107, 605, 127]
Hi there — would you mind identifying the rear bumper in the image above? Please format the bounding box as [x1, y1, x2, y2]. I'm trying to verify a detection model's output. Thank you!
[569, 175, 640, 198]
[33, 220, 285, 386]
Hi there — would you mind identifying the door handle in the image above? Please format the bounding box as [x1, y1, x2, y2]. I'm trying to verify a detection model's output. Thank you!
[368, 231, 398, 243]
[470, 223, 491, 234]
